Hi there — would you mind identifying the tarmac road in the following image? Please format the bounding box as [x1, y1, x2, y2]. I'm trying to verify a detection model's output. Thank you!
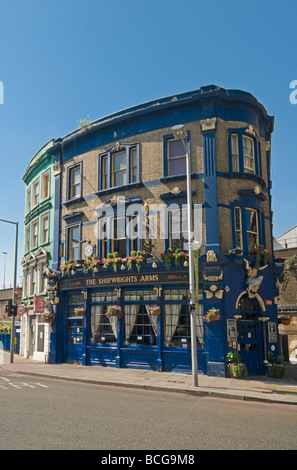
[1, 369, 297, 451]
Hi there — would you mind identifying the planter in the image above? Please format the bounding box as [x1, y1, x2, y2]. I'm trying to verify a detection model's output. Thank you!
[279, 318, 291, 325]
[228, 364, 247, 379]
[75, 308, 85, 317]
[106, 305, 122, 319]
[267, 365, 285, 379]
[150, 307, 161, 316]
[204, 308, 221, 323]
[41, 313, 55, 324]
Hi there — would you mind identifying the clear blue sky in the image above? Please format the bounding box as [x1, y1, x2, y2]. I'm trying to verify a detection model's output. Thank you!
[0, 0, 296, 286]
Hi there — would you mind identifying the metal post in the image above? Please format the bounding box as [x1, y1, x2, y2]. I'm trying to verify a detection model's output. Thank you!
[171, 125, 198, 387]
[0, 219, 18, 364]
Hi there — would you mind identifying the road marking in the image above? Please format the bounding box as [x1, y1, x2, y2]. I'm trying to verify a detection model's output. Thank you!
[0, 374, 49, 390]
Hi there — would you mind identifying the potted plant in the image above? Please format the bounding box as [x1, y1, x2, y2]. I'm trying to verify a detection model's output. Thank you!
[204, 307, 221, 322]
[149, 306, 161, 316]
[83, 256, 103, 274]
[226, 350, 248, 378]
[74, 306, 85, 317]
[161, 248, 174, 269]
[106, 305, 122, 318]
[59, 259, 76, 276]
[267, 351, 286, 379]
[41, 312, 55, 323]
[278, 315, 292, 325]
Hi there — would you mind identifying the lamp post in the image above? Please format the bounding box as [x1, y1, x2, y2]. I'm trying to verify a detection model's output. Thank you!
[2, 251, 7, 289]
[0, 219, 18, 363]
[171, 125, 198, 387]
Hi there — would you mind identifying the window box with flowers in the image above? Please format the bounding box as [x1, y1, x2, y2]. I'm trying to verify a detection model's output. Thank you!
[248, 245, 271, 265]
[204, 307, 221, 323]
[60, 259, 76, 276]
[83, 256, 103, 274]
[161, 248, 188, 269]
[106, 305, 122, 318]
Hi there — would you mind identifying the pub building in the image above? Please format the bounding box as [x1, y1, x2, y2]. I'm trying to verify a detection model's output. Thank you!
[43, 85, 283, 376]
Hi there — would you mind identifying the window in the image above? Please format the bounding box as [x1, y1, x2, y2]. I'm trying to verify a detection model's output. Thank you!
[26, 188, 31, 213]
[112, 151, 127, 187]
[233, 206, 260, 253]
[163, 290, 204, 348]
[68, 225, 80, 260]
[90, 305, 117, 345]
[243, 136, 255, 174]
[42, 171, 50, 199]
[41, 214, 49, 244]
[32, 220, 38, 248]
[99, 215, 138, 258]
[130, 147, 137, 183]
[99, 144, 139, 191]
[68, 164, 81, 200]
[246, 208, 258, 249]
[231, 134, 239, 172]
[229, 130, 258, 175]
[33, 180, 39, 206]
[25, 226, 30, 252]
[167, 138, 186, 176]
[102, 156, 108, 190]
[168, 207, 187, 251]
[234, 207, 243, 250]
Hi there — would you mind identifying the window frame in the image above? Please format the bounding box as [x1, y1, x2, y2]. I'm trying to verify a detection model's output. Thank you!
[41, 170, 50, 200]
[31, 219, 39, 249]
[32, 179, 40, 207]
[40, 212, 49, 245]
[163, 132, 189, 178]
[232, 205, 264, 254]
[98, 143, 140, 192]
[66, 223, 81, 261]
[228, 129, 260, 176]
[67, 162, 82, 202]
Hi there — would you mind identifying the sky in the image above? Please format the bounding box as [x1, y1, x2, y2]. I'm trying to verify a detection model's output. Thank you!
[0, 0, 297, 287]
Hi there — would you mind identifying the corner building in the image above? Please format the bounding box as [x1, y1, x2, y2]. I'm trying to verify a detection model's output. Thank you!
[45, 85, 283, 376]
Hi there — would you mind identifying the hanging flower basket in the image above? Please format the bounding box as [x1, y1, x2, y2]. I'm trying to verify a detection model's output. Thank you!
[74, 307, 86, 317]
[278, 315, 292, 325]
[106, 305, 122, 318]
[149, 306, 161, 316]
[41, 312, 55, 324]
[204, 307, 221, 322]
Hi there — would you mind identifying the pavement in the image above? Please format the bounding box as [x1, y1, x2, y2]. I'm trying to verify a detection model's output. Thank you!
[1, 351, 297, 405]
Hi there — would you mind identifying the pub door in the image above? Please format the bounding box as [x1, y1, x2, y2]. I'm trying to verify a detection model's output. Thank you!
[237, 318, 262, 375]
[66, 318, 83, 362]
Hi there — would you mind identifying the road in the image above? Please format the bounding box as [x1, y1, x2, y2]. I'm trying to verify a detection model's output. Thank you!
[0, 369, 297, 451]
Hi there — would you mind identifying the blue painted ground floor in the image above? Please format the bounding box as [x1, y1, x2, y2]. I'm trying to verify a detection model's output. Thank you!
[45, 254, 284, 377]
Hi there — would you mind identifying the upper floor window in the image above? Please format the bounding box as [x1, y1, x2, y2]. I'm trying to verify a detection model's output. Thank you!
[41, 213, 49, 244]
[42, 171, 50, 199]
[167, 138, 187, 176]
[33, 180, 39, 206]
[68, 225, 81, 260]
[99, 144, 139, 191]
[26, 188, 31, 213]
[31, 220, 38, 248]
[230, 130, 259, 176]
[233, 206, 260, 253]
[66, 163, 82, 202]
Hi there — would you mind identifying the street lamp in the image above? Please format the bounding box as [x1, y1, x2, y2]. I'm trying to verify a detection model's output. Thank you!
[171, 124, 198, 387]
[0, 219, 18, 363]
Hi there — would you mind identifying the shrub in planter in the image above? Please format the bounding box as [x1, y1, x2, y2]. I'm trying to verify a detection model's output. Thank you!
[226, 350, 248, 378]
[267, 351, 286, 378]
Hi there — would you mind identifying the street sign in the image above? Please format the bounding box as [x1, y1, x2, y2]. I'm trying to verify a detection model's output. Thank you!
[33, 296, 45, 314]
[14, 287, 19, 298]
[17, 306, 26, 315]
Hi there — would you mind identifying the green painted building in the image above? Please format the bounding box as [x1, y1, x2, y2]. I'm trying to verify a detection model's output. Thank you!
[20, 139, 55, 361]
